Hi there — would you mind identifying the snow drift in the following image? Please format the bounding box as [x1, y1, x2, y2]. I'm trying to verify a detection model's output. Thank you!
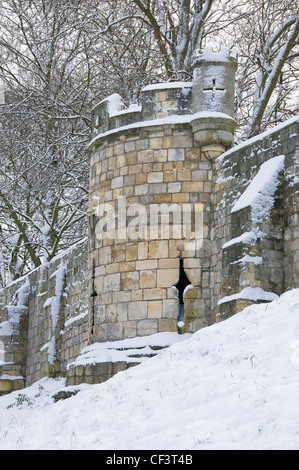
[0, 289, 299, 450]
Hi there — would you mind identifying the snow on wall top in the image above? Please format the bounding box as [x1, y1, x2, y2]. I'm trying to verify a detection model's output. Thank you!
[142, 81, 193, 92]
[88, 111, 235, 148]
[218, 115, 299, 163]
[193, 44, 237, 65]
[231, 155, 286, 220]
[89, 44, 239, 147]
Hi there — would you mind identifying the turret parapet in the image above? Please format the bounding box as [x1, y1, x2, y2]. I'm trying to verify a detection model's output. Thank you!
[191, 44, 238, 152]
[90, 48, 237, 156]
[192, 44, 237, 118]
[90, 82, 193, 146]
[192, 45, 237, 67]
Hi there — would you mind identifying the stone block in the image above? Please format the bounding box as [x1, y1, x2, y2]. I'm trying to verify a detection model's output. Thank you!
[154, 149, 167, 162]
[192, 170, 208, 181]
[103, 273, 120, 292]
[105, 263, 120, 274]
[136, 173, 147, 185]
[107, 322, 124, 341]
[148, 172, 163, 183]
[157, 269, 179, 287]
[136, 259, 157, 270]
[148, 301, 163, 318]
[126, 244, 138, 261]
[182, 182, 204, 192]
[0, 379, 13, 394]
[138, 242, 148, 260]
[113, 291, 131, 303]
[135, 184, 149, 195]
[128, 301, 148, 320]
[140, 270, 157, 288]
[153, 194, 172, 203]
[123, 321, 137, 338]
[138, 150, 154, 163]
[122, 271, 139, 290]
[159, 259, 179, 269]
[119, 262, 136, 272]
[158, 318, 177, 332]
[168, 182, 182, 193]
[172, 193, 189, 203]
[117, 303, 128, 322]
[125, 141, 136, 153]
[163, 136, 172, 149]
[162, 298, 179, 318]
[143, 288, 167, 300]
[99, 246, 112, 265]
[149, 138, 163, 149]
[184, 298, 205, 318]
[177, 170, 191, 181]
[164, 170, 176, 182]
[114, 143, 124, 156]
[168, 149, 185, 161]
[149, 183, 167, 195]
[136, 139, 149, 151]
[131, 289, 143, 301]
[137, 319, 158, 336]
[185, 268, 201, 286]
[149, 240, 169, 259]
[105, 304, 117, 322]
[112, 362, 128, 374]
[111, 176, 123, 189]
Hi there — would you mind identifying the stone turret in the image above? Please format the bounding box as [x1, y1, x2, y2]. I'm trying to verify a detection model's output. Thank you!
[88, 46, 238, 343]
[191, 45, 237, 158]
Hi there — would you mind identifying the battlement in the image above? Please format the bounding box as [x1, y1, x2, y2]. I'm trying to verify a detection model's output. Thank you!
[90, 46, 238, 153]
[192, 45, 237, 66]
[90, 81, 194, 145]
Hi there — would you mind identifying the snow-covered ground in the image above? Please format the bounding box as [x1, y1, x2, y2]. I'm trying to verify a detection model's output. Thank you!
[1, 289, 299, 450]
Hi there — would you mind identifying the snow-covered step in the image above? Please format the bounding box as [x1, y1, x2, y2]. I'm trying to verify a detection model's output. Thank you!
[65, 332, 191, 386]
[0, 373, 25, 396]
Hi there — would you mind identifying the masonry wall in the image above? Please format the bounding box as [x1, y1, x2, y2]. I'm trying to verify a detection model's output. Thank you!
[213, 117, 299, 319]
[0, 238, 88, 393]
[87, 84, 223, 344]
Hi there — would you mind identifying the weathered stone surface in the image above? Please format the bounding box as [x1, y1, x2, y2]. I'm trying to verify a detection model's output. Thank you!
[148, 301, 163, 319]
[128, 301, 148, 320]
[137, 319, 158, 335]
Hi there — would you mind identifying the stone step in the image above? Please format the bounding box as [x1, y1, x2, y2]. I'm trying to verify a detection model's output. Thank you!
[65, 344, 165, 386]
[66, 360, 140, 386]
[0, 374, 25, 396]
[65, 332, 190, 387]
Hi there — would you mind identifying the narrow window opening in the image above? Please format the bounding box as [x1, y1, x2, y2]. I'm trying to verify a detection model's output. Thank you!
[90, 259, 98, 337]
[212, 79, 216, 101]
[175, 258, 191, 322]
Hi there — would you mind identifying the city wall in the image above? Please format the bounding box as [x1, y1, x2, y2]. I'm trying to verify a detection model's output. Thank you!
[0, 45, 298, 394]
[0, 239, 88, 393]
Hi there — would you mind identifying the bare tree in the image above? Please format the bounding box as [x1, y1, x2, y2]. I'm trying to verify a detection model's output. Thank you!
[0, 0, 162, 283]
[0, 0, 93, 283]
[228, 0, 299, 138]
[0, 0, 297, 284]
[90, 0, 298, 135]
[76, 0, 165, 102]
[83, 0, 247, 81]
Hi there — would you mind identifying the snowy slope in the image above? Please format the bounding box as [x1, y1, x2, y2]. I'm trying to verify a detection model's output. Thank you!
[1, 289, 299, 450]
